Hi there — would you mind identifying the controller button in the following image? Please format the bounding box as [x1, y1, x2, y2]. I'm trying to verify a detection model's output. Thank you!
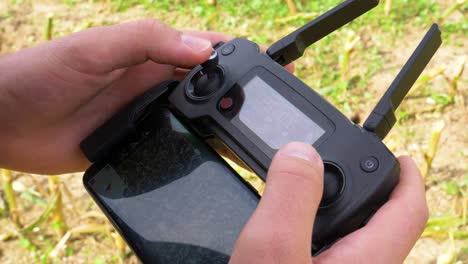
[360, 156, 379, 172]
[219, 97, 234, 111]
[221, 44, 236, 56]
[320, 162, 345, 208]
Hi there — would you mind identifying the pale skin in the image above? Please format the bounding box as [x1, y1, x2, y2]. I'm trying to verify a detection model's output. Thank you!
[0, 19, 428, 263]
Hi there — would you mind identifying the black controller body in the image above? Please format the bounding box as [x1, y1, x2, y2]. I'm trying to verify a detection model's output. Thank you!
[81, 0, 441, 257]
[168, 38, 400, 250]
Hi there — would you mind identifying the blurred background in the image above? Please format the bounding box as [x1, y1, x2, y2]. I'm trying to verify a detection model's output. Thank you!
[0, 0, 466, 263]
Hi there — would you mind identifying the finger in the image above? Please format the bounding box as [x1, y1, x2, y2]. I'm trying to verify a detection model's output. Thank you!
[315, 156, 428, 264]
[183, 30, 233, 44]
[284, 62, 295, 73]
[230, 142, 323, 264]
[185, 31, 295, 73]
[51, 19, 214, 73]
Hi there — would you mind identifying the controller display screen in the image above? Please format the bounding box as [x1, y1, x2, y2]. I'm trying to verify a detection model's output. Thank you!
[239, 76, 325, 149]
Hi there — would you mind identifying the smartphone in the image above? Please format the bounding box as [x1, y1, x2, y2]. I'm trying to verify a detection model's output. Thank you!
[83, 105, 260, 263]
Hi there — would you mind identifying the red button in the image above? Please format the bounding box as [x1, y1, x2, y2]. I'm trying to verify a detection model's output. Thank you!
[219, 97, 234, 110]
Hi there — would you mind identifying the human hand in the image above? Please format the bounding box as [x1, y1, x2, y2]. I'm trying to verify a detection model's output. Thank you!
[0, 19, 234, 174]
[230, 142, 428, 264]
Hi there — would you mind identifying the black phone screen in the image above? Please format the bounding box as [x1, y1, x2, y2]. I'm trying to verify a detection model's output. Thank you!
[83, 107, 259, 263]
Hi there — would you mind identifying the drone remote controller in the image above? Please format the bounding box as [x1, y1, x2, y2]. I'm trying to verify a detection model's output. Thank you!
[81, 0, 442, 257]
[168, 0, 442, 252]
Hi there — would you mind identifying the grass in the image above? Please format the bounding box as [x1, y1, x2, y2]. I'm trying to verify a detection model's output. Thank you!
[1, 0, 467, 263]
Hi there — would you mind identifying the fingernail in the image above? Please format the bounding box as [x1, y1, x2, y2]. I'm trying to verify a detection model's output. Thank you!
[279, 142, 320, 162]
[181, 34, 212, 52]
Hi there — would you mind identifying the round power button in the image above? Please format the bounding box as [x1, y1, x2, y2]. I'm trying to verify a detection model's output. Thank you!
[360, 157, 379, 172]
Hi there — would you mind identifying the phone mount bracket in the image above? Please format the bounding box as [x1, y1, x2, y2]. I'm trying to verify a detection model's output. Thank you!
[80, 80, 179, 163]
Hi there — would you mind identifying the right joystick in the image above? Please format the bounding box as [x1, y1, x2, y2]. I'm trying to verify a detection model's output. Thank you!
[320, 162, 345, 208]
[187, 50, 224, 100]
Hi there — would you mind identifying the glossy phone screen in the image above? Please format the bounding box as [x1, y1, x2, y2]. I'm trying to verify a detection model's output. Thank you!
[83, 107, 259, 263]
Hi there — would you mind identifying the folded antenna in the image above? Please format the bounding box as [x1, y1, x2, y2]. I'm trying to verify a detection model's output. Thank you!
[363, 24, 442, 139]
[266, 0, 380, 66]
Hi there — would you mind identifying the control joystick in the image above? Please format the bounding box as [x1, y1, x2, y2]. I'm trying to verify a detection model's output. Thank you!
[187, 50, 224, 99]
[320, 163, 345, 208]
[201, 50, 220, 72]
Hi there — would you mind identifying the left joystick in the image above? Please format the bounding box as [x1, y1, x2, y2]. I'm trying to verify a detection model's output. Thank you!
[200, 50, 219, 73]
[188, 50, 223, 99]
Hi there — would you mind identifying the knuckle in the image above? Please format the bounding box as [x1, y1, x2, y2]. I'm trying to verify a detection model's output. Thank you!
[140, 19, 164, 31]
[138, 19, 176, 38]
[51, 36, 96, 73]
[135, 19, 181, 62]
[137, 18, 163, 30]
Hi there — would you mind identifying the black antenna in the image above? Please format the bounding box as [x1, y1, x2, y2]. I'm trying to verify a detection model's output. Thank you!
[266, 0, 379, 66]
[363, 24, 442, 139]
